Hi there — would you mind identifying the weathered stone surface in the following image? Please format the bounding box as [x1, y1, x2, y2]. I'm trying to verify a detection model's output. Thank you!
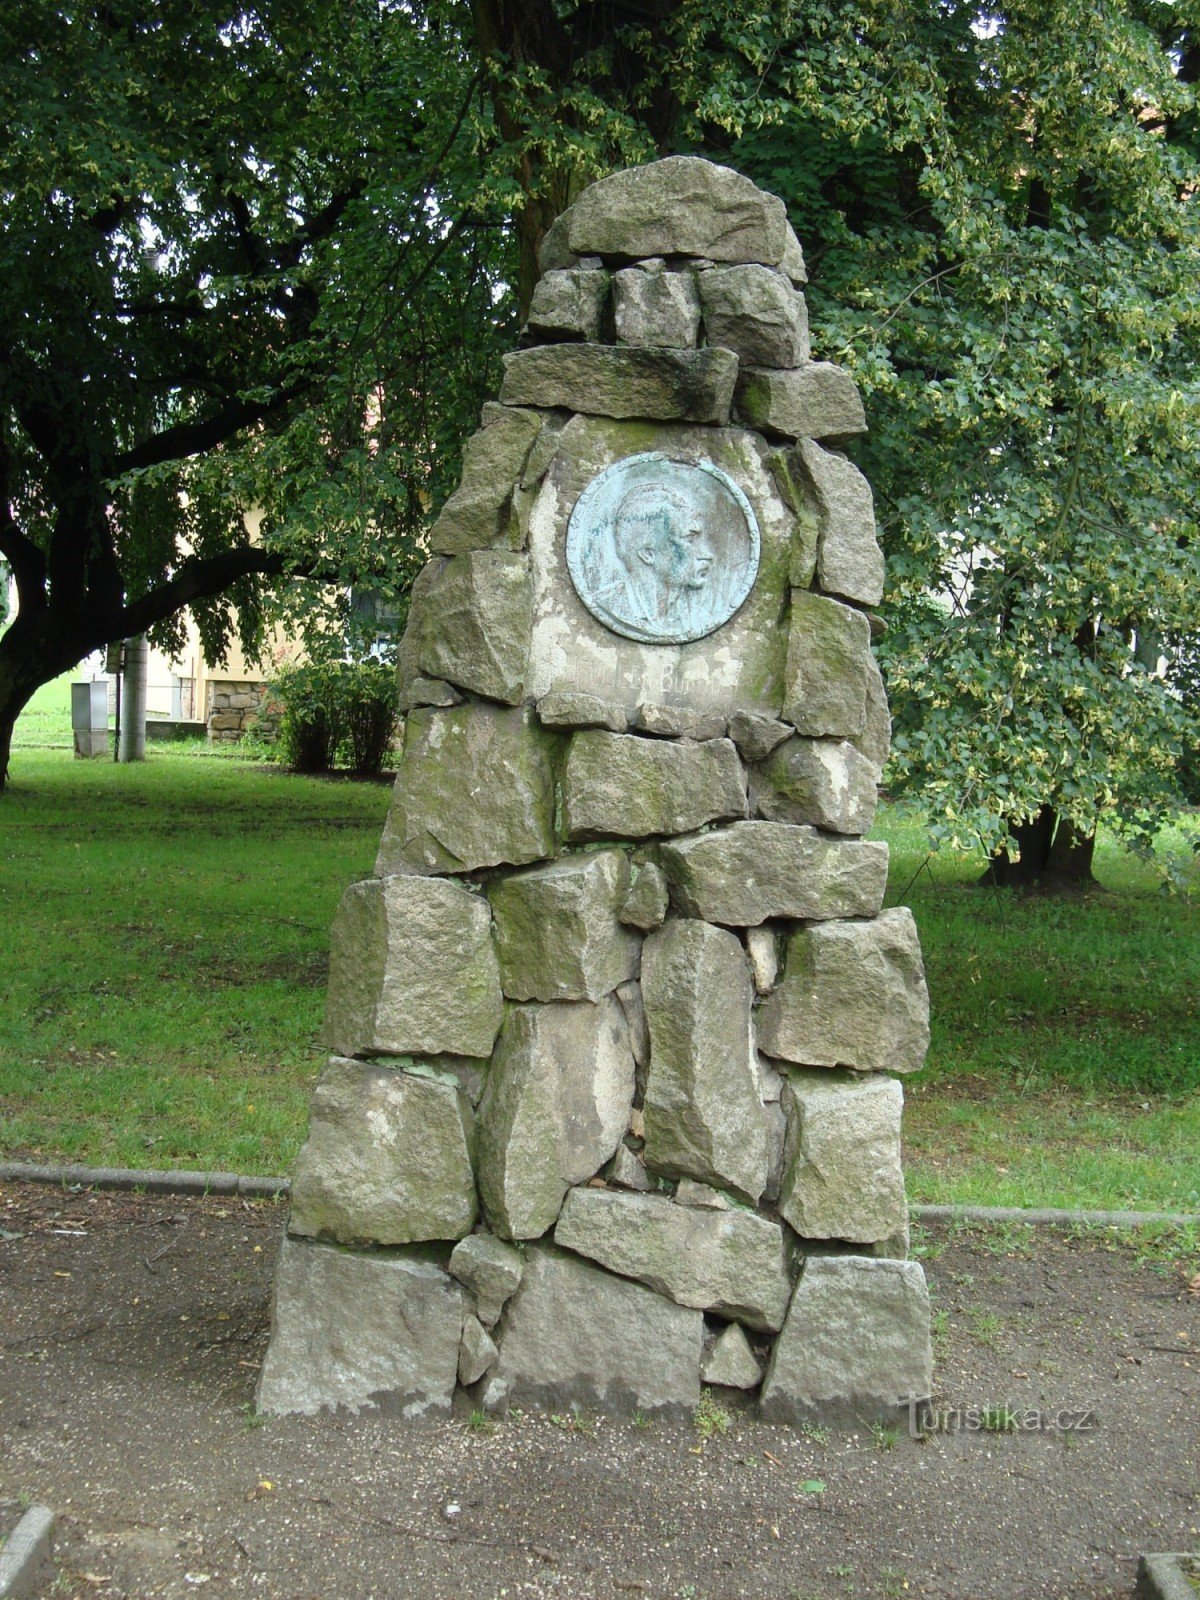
[763, 1097, 787, 1207]
[500, 345, 737, 425]
[619, 862, 669, 931]
[324, 875, 503, 1059]
[702, 1322, 763, 1389]
[257, 1239, 462, 1418]
[746, 926, 779, 993]
[734, 362, 867, 442]
[853, 654, 893, 768]
[556, 1188, 791, 1330]
[783, 590, 873, 738]
[609, 1141, 655, 1192]
[634, 703, 727, 740]
[560, 731, 746, 841]
[484, 1244, 702, 1415]
[751, 737, 880, 835]
[699, 265, 809, 369]
[659, 822, 888, 926]
[758, 910, 931, 1073]
[525, 417, 794, 720]
[290, 1059, 477, 1247]
[459, 1314, 499, 1386]
[527, 268, 611, 342]
[477, 997, 636, 1240]
[759, 1257, 933, 1425]
[536, 690, 627, 732]
[615, 978, 650, 1072]
[376, 704, 557, 877]
[767, 447, 820, 588]
[405, 550, 533, 705]
[488, 850, 639, 1002]
[776, 1070, 906, 1243]
[538, 210, 578, 273]
[780, 225, 808, 285]
[448, 1233, 525, 1327]
[641, 920, 768, 1203]
[674, 1179, 729, 1210]
[567, 157, 789, 266]
[728, 709, 792, 762]
[798, 438, 884, 606]
[404, 675, 462, 710]
[613, 266, 701, 348]
[429, 409, 542, 556]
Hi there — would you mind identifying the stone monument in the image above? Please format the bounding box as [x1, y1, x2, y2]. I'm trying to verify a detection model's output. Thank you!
[258, 156, 934, 1426]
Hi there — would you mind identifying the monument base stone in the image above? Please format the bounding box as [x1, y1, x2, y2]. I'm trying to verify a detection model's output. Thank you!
[259, 155, 933, 1428]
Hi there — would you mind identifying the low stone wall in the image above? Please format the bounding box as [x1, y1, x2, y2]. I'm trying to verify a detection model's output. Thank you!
[206, 682, 277, 744]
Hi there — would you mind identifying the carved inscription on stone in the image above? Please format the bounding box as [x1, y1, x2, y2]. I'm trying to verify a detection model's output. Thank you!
[566, 453, 761, 645]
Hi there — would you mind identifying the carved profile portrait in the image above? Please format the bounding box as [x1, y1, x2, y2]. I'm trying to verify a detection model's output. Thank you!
[566, 454, 760, 645]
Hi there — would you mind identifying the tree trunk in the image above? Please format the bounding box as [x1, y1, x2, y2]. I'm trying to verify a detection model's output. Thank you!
[0, 610, 92, 791]
[980, 806, 1098, 890]
[1041, 816, 1097, 888]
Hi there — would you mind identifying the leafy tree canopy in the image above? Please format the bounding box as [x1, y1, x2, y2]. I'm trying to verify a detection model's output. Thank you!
[0, 0, 510, 780]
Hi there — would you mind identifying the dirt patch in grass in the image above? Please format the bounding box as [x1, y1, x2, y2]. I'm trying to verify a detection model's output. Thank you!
[1, 1183, 1197, 1600]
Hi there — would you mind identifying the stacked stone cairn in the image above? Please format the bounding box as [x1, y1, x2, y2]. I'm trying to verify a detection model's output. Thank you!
[258, 157, 934, 1426]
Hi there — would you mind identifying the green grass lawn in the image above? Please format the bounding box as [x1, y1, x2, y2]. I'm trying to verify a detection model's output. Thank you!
[2, 709, 1198, 1212]
[882, 807, 1200, 1212]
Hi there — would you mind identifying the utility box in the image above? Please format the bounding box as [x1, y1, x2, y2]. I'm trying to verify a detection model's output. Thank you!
[71, 681, 108, 759]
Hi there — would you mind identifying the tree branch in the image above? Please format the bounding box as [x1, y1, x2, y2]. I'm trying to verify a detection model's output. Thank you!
[116, 544, 319, 640]
[113, 377, 314, 473]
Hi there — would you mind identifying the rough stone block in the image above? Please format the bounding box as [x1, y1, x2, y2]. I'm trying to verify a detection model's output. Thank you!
[484, 1244, 702, 1415]
[759, 1257, 933, 1425]
[429, 409, 542, 555]
[527, 268, 611, 341]
[376, 704, 557, 877]
[406, 550, 533, 705]
[537, 210, 579, 273]
[500, 345, 737, 425]
[734, 361, 867, 443]
[459, 1314, 500, 1385]
[619, 861, 669, 930]
[536, 690, 628, 732]
[659, 821, 888, 926]
[698, 265, 809, 369]
[746, 926, 779, 993]
[757, 910, 931, 1073]
[476, 996, 635, 1239]
[615, 978, 650, 1072]
[634, 703, 727, 740]
[674, 1179, 729, 1209]
[641, 919, 768, 1204]
[289, 1059, 477, 1247]
[781, 225, 808, 285]
[566, 157, 789, 265]
[613, 266, 702, 348]
[777, 1070, 906, 1243]
[257, 1238, 463, 1418]
[798, 438, 884, 606]
[324, 875, 503, 1059]
[783, 590, 873, 737]
[555, 1188, 792, 1330]
[609, 1142, 655, 1192]
[853, 654, 893, 768]
[488, 849, 639, 1002]
[560, 731, 746, 841]
[448, 1233, 525, 1327]
[727, 709, 792, 762]
[702, 1322, 763, 1389]
[403, 676, 462, 711]
[751, 737, 880, 835]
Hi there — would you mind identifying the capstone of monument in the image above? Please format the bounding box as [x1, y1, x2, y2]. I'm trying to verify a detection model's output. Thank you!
[259, 154, 933, 1427]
